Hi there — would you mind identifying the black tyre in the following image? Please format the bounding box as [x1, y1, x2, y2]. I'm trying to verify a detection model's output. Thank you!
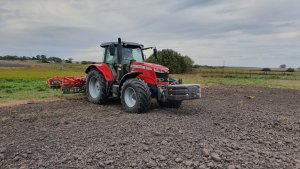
[158, 100, 182, 109]
[86, 69, 108, 104]
[121, 78, 151, 113]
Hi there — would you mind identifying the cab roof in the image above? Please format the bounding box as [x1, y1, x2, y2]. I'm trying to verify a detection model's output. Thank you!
[100, 41, 143, 48]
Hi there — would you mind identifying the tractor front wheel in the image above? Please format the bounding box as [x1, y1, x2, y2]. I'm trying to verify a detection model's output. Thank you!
[86, 70, 108, 104]
[121, 78, 151, 113]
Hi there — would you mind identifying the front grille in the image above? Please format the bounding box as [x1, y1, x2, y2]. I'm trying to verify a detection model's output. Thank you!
[155, 72, 169, 82]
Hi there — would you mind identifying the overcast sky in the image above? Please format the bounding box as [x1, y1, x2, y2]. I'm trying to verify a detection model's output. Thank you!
[0, 0, 299, 67]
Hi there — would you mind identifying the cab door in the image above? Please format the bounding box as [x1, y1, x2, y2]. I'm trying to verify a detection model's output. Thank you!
[104, 47, 117, 79]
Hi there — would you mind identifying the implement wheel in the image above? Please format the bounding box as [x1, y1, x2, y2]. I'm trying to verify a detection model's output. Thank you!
[121, 79, 151, 113]
[86, 70, 108, 104]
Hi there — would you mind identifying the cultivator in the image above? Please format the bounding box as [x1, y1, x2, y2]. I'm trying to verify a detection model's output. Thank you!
[47, 76, 86, 94]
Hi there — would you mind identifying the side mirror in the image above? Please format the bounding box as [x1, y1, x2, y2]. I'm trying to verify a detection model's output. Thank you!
[109, 44, 115, 56]
[153, 48, 158, 60]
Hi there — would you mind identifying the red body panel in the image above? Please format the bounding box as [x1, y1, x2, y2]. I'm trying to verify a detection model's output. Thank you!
[87, 62, 169, 85]
[88, 63, 115, 81]
[130, 61, 169, 85]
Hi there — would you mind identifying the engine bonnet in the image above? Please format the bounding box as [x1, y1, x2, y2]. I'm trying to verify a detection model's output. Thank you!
[131, 62, 169, 73]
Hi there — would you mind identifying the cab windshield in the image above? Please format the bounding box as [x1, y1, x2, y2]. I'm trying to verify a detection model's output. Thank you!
[104, 46, 143, 64]
[123, 47, 143, 62]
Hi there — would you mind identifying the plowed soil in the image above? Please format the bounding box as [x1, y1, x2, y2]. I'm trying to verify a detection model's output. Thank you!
[0, 85, 299, 169]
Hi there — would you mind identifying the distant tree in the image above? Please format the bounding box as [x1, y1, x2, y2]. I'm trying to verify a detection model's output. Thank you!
[48, 57, 62, 63]
[41, 55, 47, 61]
[0, 55, 65, 63]
[65, 58, 73, 63]
[0, 55, 18, 60]
[20, 56, 27, 61]
[183, 55, 194, 72]
[286, 68, 295, 72]
[146, 49, 192, 73]
[36, 55, 48, 63]
[262, 68, 271, 71]
[280, 64, 286, 68]
[193, 64, 201, 68]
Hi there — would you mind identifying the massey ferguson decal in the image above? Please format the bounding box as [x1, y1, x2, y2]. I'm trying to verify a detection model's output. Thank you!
[130, 64, 152, 70]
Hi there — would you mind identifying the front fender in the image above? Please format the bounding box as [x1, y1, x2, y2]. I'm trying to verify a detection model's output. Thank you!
[119, 72, 142, 90]
[85, 63, 114, 81]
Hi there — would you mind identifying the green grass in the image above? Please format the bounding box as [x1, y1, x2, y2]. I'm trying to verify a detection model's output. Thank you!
[0, 64, 86, 101]
[0, 79, 61, 100]
[172, 67, 300, 90]
[0, 64, 86, 79]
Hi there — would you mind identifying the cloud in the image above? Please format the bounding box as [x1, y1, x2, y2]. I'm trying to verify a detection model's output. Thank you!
[0, 0, 299, 67]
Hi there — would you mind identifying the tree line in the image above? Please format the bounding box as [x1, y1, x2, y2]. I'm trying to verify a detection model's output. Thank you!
[0, 55, 95, 64]
[0, 55, 66, 63]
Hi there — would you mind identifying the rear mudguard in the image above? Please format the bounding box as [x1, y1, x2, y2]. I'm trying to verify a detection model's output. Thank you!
[85, 63, 115, 81]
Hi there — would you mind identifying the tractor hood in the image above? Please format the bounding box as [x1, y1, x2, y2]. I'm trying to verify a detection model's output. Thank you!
[131, 61, 169, 73]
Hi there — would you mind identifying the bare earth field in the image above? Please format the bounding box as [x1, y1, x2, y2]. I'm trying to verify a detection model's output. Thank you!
[0, 85, 299, 169]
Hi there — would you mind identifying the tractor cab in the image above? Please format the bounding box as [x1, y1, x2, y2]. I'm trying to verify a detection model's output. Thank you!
[98, 38, 169, 87]
[100, 40, 146, 80]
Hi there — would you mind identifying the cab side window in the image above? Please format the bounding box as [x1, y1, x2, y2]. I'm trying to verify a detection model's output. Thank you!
[105, 47, 117, 64]
[104, 47, 117, 77]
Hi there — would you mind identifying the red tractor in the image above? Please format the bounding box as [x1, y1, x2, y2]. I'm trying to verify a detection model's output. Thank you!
[85, 38, 201, 113]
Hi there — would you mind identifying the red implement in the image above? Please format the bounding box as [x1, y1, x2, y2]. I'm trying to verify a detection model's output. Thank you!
[47, 76, 86, 93]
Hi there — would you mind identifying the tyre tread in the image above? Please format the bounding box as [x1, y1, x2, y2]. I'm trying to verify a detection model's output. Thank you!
[86, 69, 108, 104]
[121, 78, 151, 113]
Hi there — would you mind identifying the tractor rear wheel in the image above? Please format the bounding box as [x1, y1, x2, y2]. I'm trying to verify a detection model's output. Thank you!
[121, 78, 151, 113]
[86, 70, 108, 104]
[158, 100, 182, 109]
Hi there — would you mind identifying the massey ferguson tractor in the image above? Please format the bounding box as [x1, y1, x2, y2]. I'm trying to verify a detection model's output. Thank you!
[48, 38, 201, 113]
[85, 38, 200, 113]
